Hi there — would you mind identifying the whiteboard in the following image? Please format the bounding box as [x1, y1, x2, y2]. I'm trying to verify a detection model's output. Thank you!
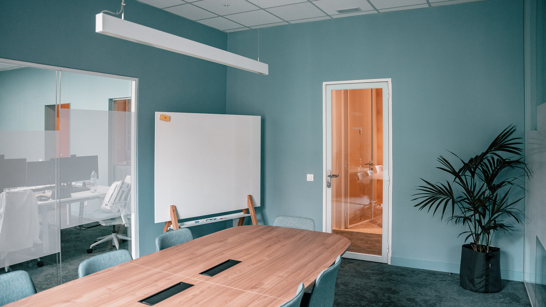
[154, 112, 261, 223]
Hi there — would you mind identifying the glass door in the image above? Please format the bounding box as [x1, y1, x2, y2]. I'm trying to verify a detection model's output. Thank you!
[325, 80, 390, 263]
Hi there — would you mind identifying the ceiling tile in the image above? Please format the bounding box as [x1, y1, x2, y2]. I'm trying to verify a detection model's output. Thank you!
[251, 21, 289, 29]
[225, 27, 249, 33]
[312, 0, 374, 15]
[193, 0, 259, 15]
[369, 0, 427, 10]
[198, 17, 243, 30]
[289, 16, 331, 24]
[225, 10, 283, 27]
[331, 10, 377, 18]
[267, 2, 326, 21]
[137, 0, 186, 9]
[165, 4, 216, 20]
[379, 3, 429, 12]
[247, 0, 307, 9]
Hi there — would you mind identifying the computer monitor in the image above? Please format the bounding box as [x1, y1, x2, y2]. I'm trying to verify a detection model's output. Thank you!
[58, 156, 99, 184]
[0, 158, 27, 190]
[26, 160, 55, 186]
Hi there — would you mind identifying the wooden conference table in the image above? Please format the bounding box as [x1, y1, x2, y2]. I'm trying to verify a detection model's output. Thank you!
[11, 225, 351, 306]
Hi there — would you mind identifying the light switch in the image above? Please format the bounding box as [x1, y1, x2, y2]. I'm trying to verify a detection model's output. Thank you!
[307, 174, 314, 181]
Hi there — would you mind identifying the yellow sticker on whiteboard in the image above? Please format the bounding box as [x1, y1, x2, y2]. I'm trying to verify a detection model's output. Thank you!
[160, 114, 171, 122]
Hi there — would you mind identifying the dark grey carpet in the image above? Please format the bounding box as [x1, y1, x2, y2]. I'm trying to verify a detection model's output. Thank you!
[332, 230, 382, 255]
[334, 259, 531, 307]
[0, 224, 129, 292]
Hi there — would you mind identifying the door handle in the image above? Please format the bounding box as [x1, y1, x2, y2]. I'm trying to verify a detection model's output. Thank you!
[326, 170, 339, 188]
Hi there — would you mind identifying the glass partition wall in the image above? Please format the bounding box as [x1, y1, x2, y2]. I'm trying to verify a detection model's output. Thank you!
[0, 60, 136, 291]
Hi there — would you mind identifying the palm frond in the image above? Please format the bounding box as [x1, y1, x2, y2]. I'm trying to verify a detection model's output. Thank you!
[412, 125, 530, 253]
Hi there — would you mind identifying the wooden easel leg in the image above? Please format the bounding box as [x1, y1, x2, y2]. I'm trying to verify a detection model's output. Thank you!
[170, 205, 179, 230]
[238, 209, 248, 226]
[247, 195, 258, 226]
[163, 221, 171, 233]
[164, 205, 180, 233]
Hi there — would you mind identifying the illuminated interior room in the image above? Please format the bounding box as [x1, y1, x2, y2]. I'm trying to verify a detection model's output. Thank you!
[0, 0, 544, 306]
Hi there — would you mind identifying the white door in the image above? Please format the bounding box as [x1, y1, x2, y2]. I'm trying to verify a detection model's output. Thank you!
[323, 79, 391, 263]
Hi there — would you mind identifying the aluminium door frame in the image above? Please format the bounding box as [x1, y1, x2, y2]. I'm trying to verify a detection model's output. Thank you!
[322, 78, 392, 264]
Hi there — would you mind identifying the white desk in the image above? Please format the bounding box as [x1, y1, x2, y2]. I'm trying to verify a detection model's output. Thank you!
[37, 186, 110, 254]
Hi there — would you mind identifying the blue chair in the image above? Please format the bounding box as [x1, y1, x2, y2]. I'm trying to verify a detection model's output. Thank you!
[273, 215, 315, 231]
[78, 249, 132, 278]
[302, 255, 342, 307]
[155, 228, 193, 252]
[0, 270, 36, 305]
[279, 283, 304, 307]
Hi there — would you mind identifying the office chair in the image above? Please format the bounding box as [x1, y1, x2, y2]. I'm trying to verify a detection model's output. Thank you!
[87, 176, 131, 253]
[0, 270, 37, 305]
[279, 283, 304, 307]
[301, 255, 342, 307]
[78, 249, 132, 278]
[273, 215, 315, 231]
[0, 190, 41, 272]
[155, 228, 193, 252]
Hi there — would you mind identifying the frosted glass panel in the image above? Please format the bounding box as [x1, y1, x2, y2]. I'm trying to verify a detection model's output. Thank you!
[525, 103, 546, 305]
[0, 61, 135, 290]
[536, 238, 546, 306]
[58, 109, 134, 228]
[0, 130, 61, 291]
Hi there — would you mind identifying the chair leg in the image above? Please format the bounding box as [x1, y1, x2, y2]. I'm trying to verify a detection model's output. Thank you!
[117, 235, 131, 241]
[112, 235, 120, 250]
[90, 234, 115, 249]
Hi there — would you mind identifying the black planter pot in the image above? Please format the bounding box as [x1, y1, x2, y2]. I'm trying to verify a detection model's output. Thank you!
[459, 244, 502, 293]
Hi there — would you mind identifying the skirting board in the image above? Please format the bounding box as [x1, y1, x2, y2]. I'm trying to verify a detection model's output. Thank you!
[391, 257, 523, 282]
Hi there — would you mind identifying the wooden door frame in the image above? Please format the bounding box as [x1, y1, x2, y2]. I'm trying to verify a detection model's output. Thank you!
[322, 78, 393, 264]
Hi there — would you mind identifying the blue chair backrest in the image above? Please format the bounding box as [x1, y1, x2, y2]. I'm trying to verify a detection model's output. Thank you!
[307, 255, 342, 307]
[155, 228, 193, 252]
[279, 283, 304, 307]
[273, 215, 315, 231]
[78, 249, 132, 278]
[0, 270, 36, 305]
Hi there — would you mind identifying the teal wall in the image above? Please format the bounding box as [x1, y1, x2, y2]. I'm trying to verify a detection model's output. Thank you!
[0, 0, 229, 256]
[226, 0, 525, 280]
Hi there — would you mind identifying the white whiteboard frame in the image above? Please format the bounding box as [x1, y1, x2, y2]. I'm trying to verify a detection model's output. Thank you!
[154, 112, 261, 223]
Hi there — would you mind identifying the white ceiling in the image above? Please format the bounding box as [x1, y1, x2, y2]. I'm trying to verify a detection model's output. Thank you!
[137, 0, 488, 33]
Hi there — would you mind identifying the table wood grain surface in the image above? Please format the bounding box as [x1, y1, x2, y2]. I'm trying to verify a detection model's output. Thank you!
[9, 225, 350, 307]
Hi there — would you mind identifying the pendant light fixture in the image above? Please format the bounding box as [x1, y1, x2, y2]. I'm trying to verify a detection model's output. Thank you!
[95, 2, 268, 75]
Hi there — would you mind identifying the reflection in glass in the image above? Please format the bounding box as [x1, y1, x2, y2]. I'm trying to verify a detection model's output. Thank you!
[331, 88, 383, 256]
[0, 62, 134, 291]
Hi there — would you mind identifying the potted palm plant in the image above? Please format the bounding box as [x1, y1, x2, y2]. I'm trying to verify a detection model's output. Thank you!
[413, 125, 530, 293]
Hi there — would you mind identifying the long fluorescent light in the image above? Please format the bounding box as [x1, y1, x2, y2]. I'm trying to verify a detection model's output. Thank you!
[96, 13, 268, 75]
